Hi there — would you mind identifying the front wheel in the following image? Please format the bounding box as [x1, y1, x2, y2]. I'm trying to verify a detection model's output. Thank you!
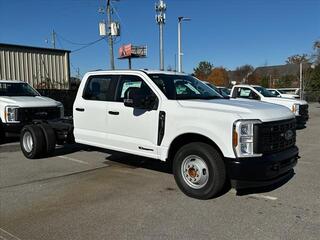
[173, 142, 226, 199]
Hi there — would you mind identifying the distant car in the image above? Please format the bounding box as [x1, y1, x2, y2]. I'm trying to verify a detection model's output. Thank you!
[216, 86, 231, 96]
[267, 88, 300, 99]
[204, 82, 230, 99]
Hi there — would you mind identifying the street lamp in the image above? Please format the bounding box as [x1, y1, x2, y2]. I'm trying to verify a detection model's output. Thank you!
[178, 16, 191, 73]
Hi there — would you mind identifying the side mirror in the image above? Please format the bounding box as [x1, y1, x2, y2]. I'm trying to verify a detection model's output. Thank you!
[124, 87, 156, 110]
[249, 94, 260, 100]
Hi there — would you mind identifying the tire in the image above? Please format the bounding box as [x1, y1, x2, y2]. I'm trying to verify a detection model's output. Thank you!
[38, 124, 56, 155]
[173, 142, 226, 199]
[20, 125, 46, 159]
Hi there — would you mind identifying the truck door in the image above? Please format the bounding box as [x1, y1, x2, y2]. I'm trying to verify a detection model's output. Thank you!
[106, 74, 160, 158]
[73, 75, 117, 146]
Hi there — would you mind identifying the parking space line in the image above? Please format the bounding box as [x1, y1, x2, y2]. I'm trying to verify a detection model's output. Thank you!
[57, 156, 89, 165]
[230, 189, 278, 201]
[0, 228, 23, 240]
[249, 194, 278, 201]
[299, 161, 318, 165]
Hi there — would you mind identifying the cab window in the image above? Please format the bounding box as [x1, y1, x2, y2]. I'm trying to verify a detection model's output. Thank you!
[237, 88, 259, 99]
[116, 75, 156, 102]
[83, 75, 117, 101]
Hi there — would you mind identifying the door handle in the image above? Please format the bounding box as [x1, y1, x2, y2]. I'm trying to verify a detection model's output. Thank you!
[108, 111, 119, 115]
[75, 108, 85, 112]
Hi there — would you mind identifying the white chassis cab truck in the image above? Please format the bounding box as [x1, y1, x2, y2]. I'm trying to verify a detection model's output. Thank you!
[230, 85, 309, 128]
[0, 80, 64, 140]
[19, 70, 299, 199]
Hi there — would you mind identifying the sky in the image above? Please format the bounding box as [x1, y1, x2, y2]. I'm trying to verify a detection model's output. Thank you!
[0, 0, 319, 77]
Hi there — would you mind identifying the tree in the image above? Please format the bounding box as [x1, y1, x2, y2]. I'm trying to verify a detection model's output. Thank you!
[312, 39, 320, 64]
[286, 54, 309, 64]
[234, 64, 254, 83]
[275, 75, 296, 88]
[260, 76, 269, 88]
[207, 67, 229, 86]
[247, 73, 260, 85]
[304, 65, 320, 91]
[193, 61, 213, 80]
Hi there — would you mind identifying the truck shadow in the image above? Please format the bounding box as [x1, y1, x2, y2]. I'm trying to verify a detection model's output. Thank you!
[234, 170, 295, 196]
[0, 137, 19, 145]
[104, 151, 173, 174]
[51, 144, 295, 197]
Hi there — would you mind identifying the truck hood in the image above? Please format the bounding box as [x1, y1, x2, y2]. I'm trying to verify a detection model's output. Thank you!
[263, 97, 307, 106]
[0, 96, 61, 108]
[177, 99, 295, 122]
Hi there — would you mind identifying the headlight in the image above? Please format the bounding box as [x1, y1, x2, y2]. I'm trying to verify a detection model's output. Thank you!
[5, 106, 20, 123]
[291, 104, 300, 115]
[233, 120, 262, 158]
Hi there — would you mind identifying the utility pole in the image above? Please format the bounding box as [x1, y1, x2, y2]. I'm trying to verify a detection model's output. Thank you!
[52, 30, 56, 49]
[107, 0, 115, 70]
[178, 16, 191, 73]
[155, 0, 166, 71]
[299, 62, 303, 99]
[76, 67, 81, 80]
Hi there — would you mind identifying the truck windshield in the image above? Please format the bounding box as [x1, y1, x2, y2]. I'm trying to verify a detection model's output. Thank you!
[0, 82, 40, 97]
[148, 74, 223, 100]
[253, 86, 274, 97]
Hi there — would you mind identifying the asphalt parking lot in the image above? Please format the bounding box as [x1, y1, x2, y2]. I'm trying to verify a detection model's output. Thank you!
[0, 103, 319, 240]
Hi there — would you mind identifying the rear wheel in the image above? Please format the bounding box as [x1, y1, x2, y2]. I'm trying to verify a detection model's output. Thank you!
[20, 125, 46, 159]
[173, 142, 226, 199]
[39, 124, 56, 155]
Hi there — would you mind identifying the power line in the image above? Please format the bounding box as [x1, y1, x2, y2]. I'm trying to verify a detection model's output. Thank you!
[56, 32, 100, 46]
[71, 37, 105, 53]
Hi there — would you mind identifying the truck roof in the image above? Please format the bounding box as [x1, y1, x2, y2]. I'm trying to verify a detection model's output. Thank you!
[233, 84, 262, 88]
[85, 69, 188, 76]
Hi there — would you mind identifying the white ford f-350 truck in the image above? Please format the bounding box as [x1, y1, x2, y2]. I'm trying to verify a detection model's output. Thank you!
[230, 85, 309, 127]
[0, 80, 64, 139]
[19, 70, 299, 199]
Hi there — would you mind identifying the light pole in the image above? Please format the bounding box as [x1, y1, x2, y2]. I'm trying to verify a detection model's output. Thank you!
[178, 16, 191, 73]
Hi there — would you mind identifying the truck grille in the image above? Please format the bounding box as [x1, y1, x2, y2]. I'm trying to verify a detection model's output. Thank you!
[17, 107, 60, 122]
[299, 104, 309, 119]
[254, 119, 296, 154]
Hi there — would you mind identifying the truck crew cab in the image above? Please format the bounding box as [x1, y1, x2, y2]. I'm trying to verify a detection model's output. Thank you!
[20, 70, 299, 199]
[230, 85, 309, 128]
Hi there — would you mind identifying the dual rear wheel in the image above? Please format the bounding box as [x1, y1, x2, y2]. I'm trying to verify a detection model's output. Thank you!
[20, 124, 56, 159]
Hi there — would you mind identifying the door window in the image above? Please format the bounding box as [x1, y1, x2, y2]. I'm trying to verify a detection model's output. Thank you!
[116, 75, 155, 102]
[83, 75, 117, 101]
[237, 88, 259, 99]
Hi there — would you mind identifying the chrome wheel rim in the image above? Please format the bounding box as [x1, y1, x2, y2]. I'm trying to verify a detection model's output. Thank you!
[23, 131, 33, 153]
[181, 155, 209, 189]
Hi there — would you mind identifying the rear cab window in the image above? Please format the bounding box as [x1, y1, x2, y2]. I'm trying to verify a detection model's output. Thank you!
[82, 75, 118, 101]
